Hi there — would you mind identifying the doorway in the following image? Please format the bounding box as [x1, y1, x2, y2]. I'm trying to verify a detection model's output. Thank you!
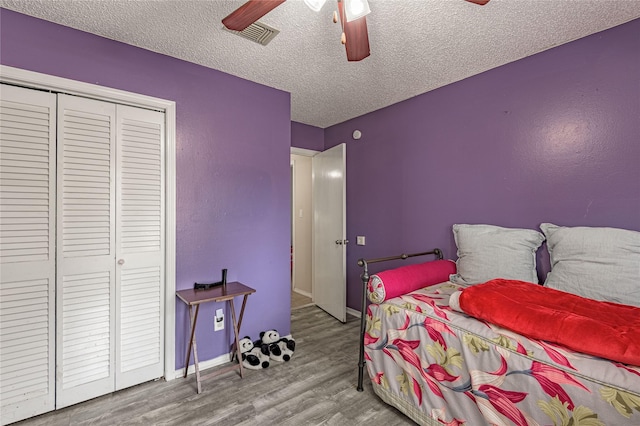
[290, 148, 316, 309]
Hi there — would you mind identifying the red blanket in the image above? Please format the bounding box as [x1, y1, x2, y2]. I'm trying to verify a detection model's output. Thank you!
[457, 279, 640, 366]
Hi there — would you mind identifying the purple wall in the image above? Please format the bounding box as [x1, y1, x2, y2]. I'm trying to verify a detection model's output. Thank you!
[324, 18, 640, 312]
[291, 121, 324, 151]
[2, 7, 639, 361]
[0, 9, 292, 369]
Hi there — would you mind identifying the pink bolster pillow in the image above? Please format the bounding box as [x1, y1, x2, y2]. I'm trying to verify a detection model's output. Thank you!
[367, 259, 456, 303]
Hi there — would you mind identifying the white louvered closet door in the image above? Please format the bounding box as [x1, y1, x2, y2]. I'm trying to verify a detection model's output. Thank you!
[0, 85, 57, 425]
[56, 94, 117, 408]
[115, 105, 165, 390]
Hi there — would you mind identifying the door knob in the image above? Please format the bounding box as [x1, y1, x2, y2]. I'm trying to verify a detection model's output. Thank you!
[117, 259, 125, 265]
[335, 239, 349, 245]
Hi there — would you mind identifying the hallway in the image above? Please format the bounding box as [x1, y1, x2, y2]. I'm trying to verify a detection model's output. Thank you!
[291, 290, 313, 309]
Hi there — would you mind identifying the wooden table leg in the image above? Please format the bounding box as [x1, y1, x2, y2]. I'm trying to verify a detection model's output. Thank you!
[184, 304, 199, 377]
[237, 294, 249, 331]
[230, 295, 249, 362]
[184, 304, 202, 394]
[228, 299, 244, 378]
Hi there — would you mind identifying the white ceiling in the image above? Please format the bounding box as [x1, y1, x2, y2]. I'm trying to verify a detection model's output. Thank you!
[2, 0, 639, 128]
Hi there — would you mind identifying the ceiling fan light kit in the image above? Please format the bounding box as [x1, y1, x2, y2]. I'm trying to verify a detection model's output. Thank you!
[222, 0, 488, 62]
[303, 0, 327, 12]
[344, 0, 371, 22]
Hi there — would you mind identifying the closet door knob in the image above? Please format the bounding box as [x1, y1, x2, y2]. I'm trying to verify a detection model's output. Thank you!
[117, 259, 125, 265]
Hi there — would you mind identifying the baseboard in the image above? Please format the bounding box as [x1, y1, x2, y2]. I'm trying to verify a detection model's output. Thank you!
[346, 307, 361, 318]
[292, 302, 315, 310]
[172, 352, 233, 379]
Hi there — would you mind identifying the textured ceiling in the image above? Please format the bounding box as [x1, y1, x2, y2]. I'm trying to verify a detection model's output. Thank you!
[2, 0, 639, 128]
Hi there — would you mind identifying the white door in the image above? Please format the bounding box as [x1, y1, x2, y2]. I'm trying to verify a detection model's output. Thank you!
[312, 143, 347, 322]
[56, 96, 166, 407]
[0, 81, 168, 423]
[115, 105, 165, 390]
[56, 94, 117, 408]
[0, 84, 57, 424]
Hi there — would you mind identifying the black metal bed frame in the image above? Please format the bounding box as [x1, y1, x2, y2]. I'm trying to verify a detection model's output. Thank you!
[356, 248, 444, 391]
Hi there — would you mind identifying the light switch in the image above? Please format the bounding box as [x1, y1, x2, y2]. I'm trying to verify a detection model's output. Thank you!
[357, 236, 366, 246]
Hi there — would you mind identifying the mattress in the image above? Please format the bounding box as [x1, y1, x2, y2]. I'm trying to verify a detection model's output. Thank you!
[365, 281, 640, 426]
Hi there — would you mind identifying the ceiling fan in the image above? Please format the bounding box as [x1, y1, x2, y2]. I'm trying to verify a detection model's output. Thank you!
[222, 0, 490, 62]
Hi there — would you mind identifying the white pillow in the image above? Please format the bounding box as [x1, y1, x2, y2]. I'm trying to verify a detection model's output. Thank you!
[541, 223, 640, 307]
[450, 224, 545, 285]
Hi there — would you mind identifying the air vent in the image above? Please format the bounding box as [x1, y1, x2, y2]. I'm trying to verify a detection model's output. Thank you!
[224, 21, 280, 46]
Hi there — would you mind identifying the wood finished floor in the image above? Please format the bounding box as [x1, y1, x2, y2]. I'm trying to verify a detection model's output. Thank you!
[15, 306, 414, 426]
[291, 290, 313, 309]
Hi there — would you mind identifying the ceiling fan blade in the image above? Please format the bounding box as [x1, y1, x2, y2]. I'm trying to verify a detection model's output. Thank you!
[337, 0, 370, 62]
[465, 0, 490, 5]
[222, 0, 286, 32]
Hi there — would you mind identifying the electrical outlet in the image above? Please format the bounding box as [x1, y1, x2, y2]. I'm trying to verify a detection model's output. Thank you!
[214, 308, 224, 331]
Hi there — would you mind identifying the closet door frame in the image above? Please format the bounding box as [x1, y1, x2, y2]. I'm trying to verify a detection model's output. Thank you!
[0, 65, 177, 382]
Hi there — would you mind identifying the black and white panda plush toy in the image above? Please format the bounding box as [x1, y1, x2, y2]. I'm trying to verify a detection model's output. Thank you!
[258, 330, 295, 362]
[258, 329, 284, 362]
[239, 336, 269, 370]
[276, 337, 295, 362]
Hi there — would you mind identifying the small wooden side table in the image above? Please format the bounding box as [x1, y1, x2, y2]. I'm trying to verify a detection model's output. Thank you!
[176, 281, 256, 394]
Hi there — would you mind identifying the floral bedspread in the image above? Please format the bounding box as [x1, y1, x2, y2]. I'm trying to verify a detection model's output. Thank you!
[365, 281, 640, 426]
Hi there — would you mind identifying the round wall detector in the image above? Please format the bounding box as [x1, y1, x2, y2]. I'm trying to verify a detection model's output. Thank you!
[352, 130, 362, 140]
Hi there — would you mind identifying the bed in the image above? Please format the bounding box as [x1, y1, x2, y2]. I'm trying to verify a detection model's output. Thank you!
[356, 224, 640, 425]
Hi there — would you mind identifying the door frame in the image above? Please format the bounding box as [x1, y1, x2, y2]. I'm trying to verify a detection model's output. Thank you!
[290, 147, 318, 300]
[0, 65, 177, 382]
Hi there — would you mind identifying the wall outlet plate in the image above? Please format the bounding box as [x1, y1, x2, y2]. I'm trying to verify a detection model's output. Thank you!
[214, 309, 224, 331]
[357, 236, 366, 246]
